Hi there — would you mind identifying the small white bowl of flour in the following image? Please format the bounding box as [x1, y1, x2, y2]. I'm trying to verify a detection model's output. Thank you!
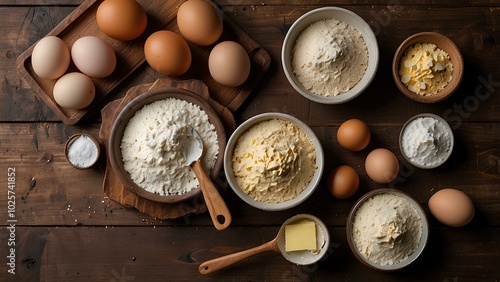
[399, 113, 454, 169]
[282, 7, 379, 104]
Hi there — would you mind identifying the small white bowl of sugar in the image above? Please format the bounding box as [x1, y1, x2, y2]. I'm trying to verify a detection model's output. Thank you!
[65, 133, 101, 169]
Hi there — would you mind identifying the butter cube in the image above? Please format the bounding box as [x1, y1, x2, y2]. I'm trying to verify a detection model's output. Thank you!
[284, 220, 317, 252]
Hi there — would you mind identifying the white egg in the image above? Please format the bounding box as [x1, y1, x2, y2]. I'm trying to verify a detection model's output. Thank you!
[31, 36, 70, 80]
[71, 36, 116, 78]
[53, 72, 95, 109]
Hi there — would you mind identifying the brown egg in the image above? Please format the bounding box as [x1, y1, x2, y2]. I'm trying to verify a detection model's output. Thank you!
[365, 148, 399, 184]
[429, 188, 475, 227]
[337, 119, 371, 151]
[327, 165, 359, 199]
[96, 0, 147, 41]
[177, 0, 223, 46]
[144, 31, 192, 76]
[208, 41, 251, 87]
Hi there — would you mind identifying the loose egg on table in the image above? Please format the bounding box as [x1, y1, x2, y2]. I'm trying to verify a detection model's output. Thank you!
[71, 36, 116, 78]
[53, 72, 95, 109]
[31, 36, 70, 80]
[428, 188, 475, 227]
[327, 165, 359, 199]
[365, 148, 399, 184]
[96, 0, 147, 41]
[208, 41, 251, 87]
[177, 0, 223, 46]
[144, 30, 192, 76]
[337, 118, 371, 151]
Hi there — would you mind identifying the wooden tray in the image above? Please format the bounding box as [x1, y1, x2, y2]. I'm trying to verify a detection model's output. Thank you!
[17, 0, 271, 125]
[99, 78, 236, 219]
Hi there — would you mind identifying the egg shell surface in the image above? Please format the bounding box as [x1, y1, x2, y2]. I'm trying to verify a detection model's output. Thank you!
[337, 119, 371, 151]
[96, 0, 147, 41]
[71, 36, 117, 78]
[53, 72, 95, 109]
[31, 36, 71, 80]
[365, 148, 399, 184]
[177, 0, 223, 46]
[428, 188, 475, 227]
[327, 165, 359, 199]
[209, 41, 251, 87]
[144, 30, 192, 76]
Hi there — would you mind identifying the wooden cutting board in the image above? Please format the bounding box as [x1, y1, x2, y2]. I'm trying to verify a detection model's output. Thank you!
[99, 78, 236, 219]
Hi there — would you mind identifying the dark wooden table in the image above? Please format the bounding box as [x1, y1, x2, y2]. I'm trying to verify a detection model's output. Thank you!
[1, 0, 499, 281]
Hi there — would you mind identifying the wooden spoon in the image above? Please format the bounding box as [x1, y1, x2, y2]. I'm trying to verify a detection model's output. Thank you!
[199, 214, 330, 274]
[184, 127, 231, 231]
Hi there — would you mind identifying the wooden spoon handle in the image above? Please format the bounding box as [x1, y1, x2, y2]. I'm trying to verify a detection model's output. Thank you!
[192, 160, 232, 231]
[199, 239, 278, 274]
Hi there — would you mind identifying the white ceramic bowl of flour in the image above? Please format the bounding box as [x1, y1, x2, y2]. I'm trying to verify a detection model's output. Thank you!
[346, 189, 429, 271]
[282, 7, 379, 104]
[399, 113, 454, 169]
[224, 113, 324, 211]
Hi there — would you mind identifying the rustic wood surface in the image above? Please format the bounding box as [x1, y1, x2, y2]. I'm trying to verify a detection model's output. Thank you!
[1, 0, 499, 281]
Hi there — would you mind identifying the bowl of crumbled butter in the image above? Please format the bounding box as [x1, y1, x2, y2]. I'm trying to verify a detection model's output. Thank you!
[281, 7, 379, 104]
[392, 32, 464, 103]
[224, 113, 324, 211]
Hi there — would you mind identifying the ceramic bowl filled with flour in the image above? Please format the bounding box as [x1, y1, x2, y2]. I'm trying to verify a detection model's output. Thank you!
[399, 113, 454, 169]
[346, 189, 429, 271]
[108, 88, 226, 204]
[282, 7, 379, 104]
[224, 113, 324, 211]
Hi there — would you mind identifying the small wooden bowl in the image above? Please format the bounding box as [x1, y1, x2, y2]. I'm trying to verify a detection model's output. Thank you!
[65, 133, 101, 169]
[392, 32, 464, 103]
[108, 87, 226, 204]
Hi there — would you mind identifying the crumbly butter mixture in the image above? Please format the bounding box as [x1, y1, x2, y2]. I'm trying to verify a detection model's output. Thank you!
[352, 193, 422, 266]
[120, 98, 218, 196]
[399, 43, 453, 96]
[231, 119, 317, 203]
[292, 18, 368, 97]
[401, 116, 452, 167]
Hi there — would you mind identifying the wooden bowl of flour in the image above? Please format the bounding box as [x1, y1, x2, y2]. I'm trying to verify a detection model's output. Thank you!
[108, 88, 226, 204]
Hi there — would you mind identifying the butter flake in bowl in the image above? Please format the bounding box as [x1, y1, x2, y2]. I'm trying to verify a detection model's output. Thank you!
[224, 113, 324, 211]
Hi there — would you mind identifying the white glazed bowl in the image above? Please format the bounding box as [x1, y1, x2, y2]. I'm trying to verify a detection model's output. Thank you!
[224, 113, 324, 211]
[346, 189, 429, 271]
[399, 113, 454, 169]
[282, 7, 379, 104]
